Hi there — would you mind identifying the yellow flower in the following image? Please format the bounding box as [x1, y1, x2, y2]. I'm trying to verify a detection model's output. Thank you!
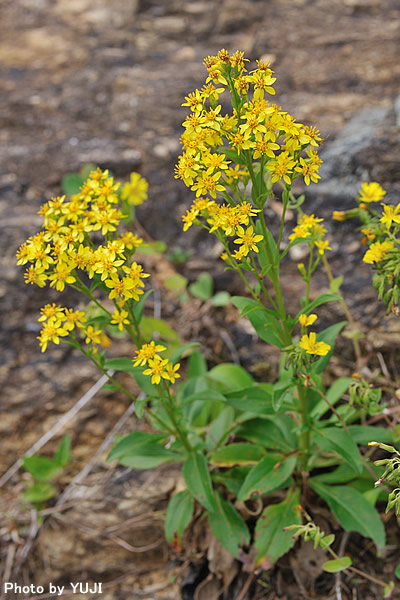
[164, 362, 181, 384]
[300, 332, 331, 356]
[332, 211, 347, 221]
[380, 203, 400, 229]
[84, 325, 103, 345]
[133, 341, 167, 367]
[233, 226, 264, 256]
[357, 182, 386, 204]
[143, 356, 169, 385]
[110, 309, 130, 331]
[39, 303, 64, 322]
[38, 319, 69, 352]
[121, 172, 148, 206]
[315, 239, 332, 255]
[24, 266, 48, 287]
[48, 263, 76, 292]
[299, 314, 317, 327]
[295, 157, 321, 186]
[363, 241, 394, 264]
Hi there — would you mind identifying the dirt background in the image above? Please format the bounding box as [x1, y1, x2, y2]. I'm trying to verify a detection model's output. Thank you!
[1, 0, 400, 598]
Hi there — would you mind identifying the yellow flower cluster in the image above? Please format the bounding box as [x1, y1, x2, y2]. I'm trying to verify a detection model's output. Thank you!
[333, 182, 400, 312]
[363, 240, 394, 265]
[133, 342, 180, 385]
[17, 168, 149, 302]
[176, 49, 323, 233]
[37, 304, 87, 352]
[298, 314, 331, 356]
[289, 214, 331, 256]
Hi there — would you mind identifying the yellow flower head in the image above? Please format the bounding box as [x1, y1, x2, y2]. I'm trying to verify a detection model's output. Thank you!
[332, 211, 347, 222]
[233, 226, 264, 256]
[357, 182, 386, 204]
[299, 313, 318, 327]
[363, 240, 394, 264]
[133, 341, 167, 367]
[299, 332, 331, 356]
[121, 172, 148, 206]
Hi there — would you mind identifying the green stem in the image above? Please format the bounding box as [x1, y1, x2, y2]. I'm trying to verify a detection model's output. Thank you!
[297, 382, 310, 472]
[75, 342, 176, 436]
[250, 251, 279, 311]
[160, 382, 192, 453]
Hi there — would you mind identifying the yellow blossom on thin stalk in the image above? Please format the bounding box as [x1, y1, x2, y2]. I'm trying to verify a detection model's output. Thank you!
[357, 182, 386, 204]
[363, 241, 394, 264]
[380, 203, 400, 230]
[38, 320, 69, 353]
[234, 226, 264, 256]
[165, 362, 181, 384]
[143, 356, 169, 385]
[299, 332, 331, 356]
[84, 326, 103, 346]
[133, 341, 167, 367]
[299, 314, 317, 327]
[121, 172, 148, 206]
[110, 309, 130, 331]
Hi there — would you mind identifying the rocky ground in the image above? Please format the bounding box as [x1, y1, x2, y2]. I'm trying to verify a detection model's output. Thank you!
[1, 0, 400, 598]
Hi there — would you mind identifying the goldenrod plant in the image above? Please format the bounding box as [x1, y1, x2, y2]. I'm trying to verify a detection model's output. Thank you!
[17, 50, 397, 586]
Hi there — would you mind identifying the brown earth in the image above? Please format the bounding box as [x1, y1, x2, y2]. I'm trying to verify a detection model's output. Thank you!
[1, 0, 400, 598]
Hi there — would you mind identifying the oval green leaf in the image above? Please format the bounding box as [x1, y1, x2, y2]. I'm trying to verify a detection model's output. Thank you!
[310, 481, 385, 547]
[183, 452, 218, 513]
[237, 455, 296, 502]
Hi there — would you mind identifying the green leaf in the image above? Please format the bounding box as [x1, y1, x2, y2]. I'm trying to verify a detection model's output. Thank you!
[118, 444, 182, 470]
[257, 220, 278, 264]
[62, 173, 84, 195]
[347, 425, 394, 445]
[108, 432, 169, 461]
[189, 273, 213, 301]
[312, 322, 347, 374]
[170, 342, 200, 363]
[211, 291, 231, 306]
[164, 273, 188, 291]
[210, 443, 265, 467]
[207, 407, 236, 450]
[187, 351, 207, 378]
[23, 482, 56, 504]
[224, 386, 274, 415]
[22, 456, 62, 482]
[312, 427, 363, 474]
[165, 490, 194, 545]
[254, 489, 301, 567]
[132, 289, 153, 324]
[138, 241, 167, 255]
[141, 317, 180, 344]
[310, 481, 385, 547]
[237, 455, 296, 502]
[208, 492, 250, 557]
[183, 452, 218, 513]
[322, 557, 352, 573]
[235, 416, 295, 452]
[223, 148, 247, 166]
[295, 294, 342, 321]
[212, 467, 250, 495]
[54, 435, 71, 467]
[311, 377, 353, 420]
[207, 363, 254, 392]
[103, 357, 137, 373]
[231, 297, 284, 348]
[329, 275, 344, 294]
[135, 397, 147, 419]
